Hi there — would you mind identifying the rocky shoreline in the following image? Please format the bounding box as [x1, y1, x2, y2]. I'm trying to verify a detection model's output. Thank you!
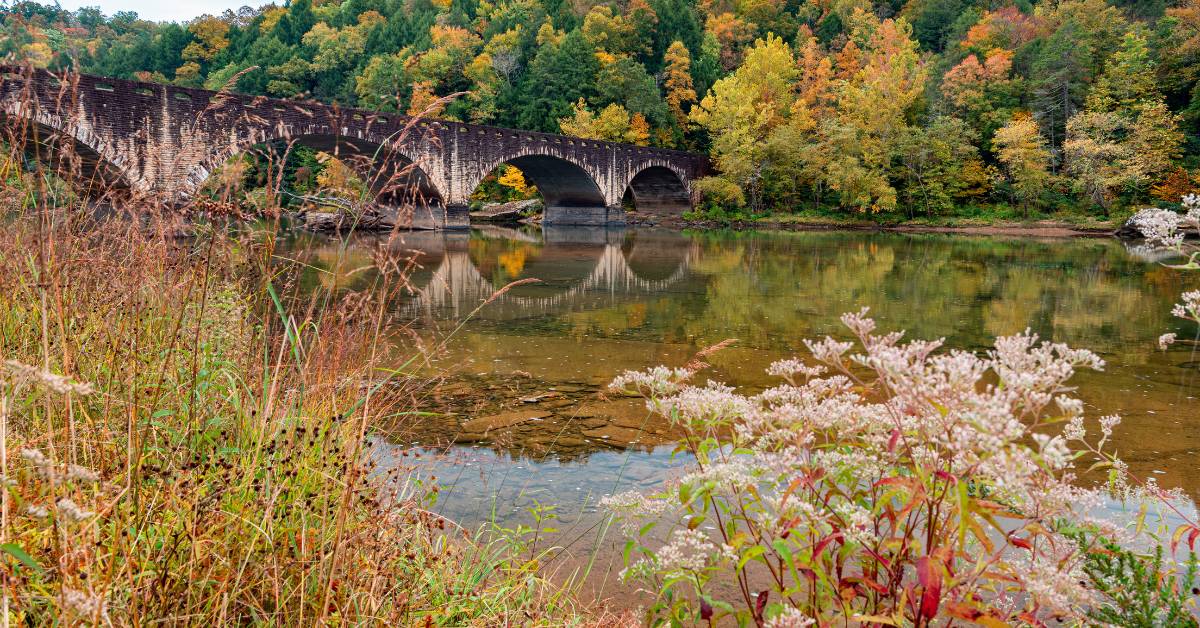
[375, 372, 680, 461]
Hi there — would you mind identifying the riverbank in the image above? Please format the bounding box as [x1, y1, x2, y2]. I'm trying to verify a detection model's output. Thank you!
[626, 208, 1126, 237]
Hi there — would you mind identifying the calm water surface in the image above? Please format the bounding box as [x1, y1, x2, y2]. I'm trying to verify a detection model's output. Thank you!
[286, 225, 1200, 598]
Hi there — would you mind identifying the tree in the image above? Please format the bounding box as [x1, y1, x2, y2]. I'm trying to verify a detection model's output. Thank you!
[273, 0, 316, 47]
[663, 41, 696, 129]
[1125, 101, 1185, 189]
[591, 56, 668, 127]
[689, 34, 797, 209]
[497, 165, 534, 195]
[993, 112, 1053, 212]
[1063, 110, 1128, 209]
[895, 117, 987, 216]
[182, 15, 231, 64]
[517, 30, 600, 131]
[559, 99, 651, 144]
[1086, 31, 1157, 118]
[940, 48, 1021, 153]
[1064, 30, 1184, 204]
[581, 5, 638, 56]
[704, 12, 755, 71]
[355, 50, 412, 111]
[823, 12, 927, 212]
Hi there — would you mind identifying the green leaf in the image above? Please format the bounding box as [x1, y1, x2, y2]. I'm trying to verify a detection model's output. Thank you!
[771, 538, 795, 571]
[1, 543, 44, 576]
[738, 545, 767, 570]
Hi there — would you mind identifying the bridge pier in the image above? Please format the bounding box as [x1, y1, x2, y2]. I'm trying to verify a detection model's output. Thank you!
[367, 203, 470, 230]
[445, 204, 470, 230]
[542, 205, 626, 227]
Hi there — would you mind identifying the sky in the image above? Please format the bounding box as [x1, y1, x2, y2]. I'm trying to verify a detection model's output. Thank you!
[52, 0, 253, 23]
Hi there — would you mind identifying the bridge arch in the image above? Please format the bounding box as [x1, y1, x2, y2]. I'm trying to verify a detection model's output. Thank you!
[0, 97, 137, 195]
[621, 162, 692, 216]
[188, 125, 448, 210]
[461, 148, 614, 225]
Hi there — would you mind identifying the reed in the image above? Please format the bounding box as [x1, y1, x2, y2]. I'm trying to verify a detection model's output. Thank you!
[0, 66, 608, 625]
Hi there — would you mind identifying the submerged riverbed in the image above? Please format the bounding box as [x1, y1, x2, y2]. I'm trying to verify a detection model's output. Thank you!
[282, 225, 1200, 599]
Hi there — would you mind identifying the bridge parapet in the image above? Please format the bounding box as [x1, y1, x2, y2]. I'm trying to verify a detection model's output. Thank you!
[0, 66, 709, 228]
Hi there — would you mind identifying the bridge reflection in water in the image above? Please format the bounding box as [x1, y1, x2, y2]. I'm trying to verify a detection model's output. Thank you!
[290, 225, 699, 322]
[283, 226, 701, 463]
[401, 226, 696, 320]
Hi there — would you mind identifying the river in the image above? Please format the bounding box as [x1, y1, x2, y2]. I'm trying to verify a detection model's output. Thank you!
[282, 224, 1200, 603]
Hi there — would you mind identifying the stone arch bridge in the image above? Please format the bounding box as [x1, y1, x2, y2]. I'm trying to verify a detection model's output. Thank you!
[0, 66, 708, 228]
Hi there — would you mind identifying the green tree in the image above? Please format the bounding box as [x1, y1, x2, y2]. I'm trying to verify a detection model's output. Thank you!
[516, 30, 600, 131]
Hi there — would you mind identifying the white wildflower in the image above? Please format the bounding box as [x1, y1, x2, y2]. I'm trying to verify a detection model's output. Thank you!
[1158, 333, 1177, 349]
[766, 358, 826, 381]
[55, 497, 94, 523]
[25, 503, 49, 519]
[67, 464, 100, 484]
[20, 447, 57, 480]
[1173, 290, 1200, 322]
[1032, 433, 1072, 470]
[834, 502, 876, 545]
[2, 360, 94, 396]
[610, 366, 693, 397]
[655, 528, 735, 573]
[61, 586, 107, 620]
[804, 336, 854, 364]
[1063, 416, 1085, 441]
[765, 607, 816, 628]
[1055, 395, 1084, 417]
[1099, 414, 1121, 437]
[600, 490, 667, 534]
[1132, 207, 1185, 248]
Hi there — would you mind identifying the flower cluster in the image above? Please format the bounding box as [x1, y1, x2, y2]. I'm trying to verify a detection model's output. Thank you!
[606, 311, 1131, 625]
[2, 360, 94, 396]
[1133, 196, 1200, 335]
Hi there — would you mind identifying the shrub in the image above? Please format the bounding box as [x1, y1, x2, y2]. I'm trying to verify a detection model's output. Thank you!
[606, 309, 1162, 625]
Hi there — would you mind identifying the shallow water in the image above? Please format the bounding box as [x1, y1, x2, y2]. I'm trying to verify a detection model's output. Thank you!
[285, 225, 1200, 599]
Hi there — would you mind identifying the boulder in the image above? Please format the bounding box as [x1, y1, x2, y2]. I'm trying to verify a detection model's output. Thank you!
[470, 199, 542, 223]
[459, 409, 550, 434]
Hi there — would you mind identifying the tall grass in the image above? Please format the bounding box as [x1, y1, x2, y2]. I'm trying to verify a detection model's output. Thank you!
[0, 66, 607, 625]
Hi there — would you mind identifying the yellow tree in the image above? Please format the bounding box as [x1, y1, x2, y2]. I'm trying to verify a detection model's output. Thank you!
[689, 34, 798, 208]
[993, 112, 1053, 211]
[821, 11, 926, 212]
[663, 41, 697, 128]
[183, 15, 230, 63]
[498, 166, 533, 196]
[559, 100, 651, 144]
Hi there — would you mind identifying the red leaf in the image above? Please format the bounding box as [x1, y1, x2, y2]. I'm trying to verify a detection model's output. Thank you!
[699, 597, 713, 621]
[1009, 536, 1033, 550]
[1189, 527, 1199, 552]
[812, 532, 843, 558]
[934, 470, 956, 484]
[755, 590, 769, 620]
[862, 578, 889, 595]
[863, 546, 892, 570]
[887, 428, 901, 452]
[916, 556, 942, 620]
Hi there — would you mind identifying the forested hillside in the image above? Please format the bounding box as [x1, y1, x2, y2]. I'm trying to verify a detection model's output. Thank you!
[2, 0, 1198, 216]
